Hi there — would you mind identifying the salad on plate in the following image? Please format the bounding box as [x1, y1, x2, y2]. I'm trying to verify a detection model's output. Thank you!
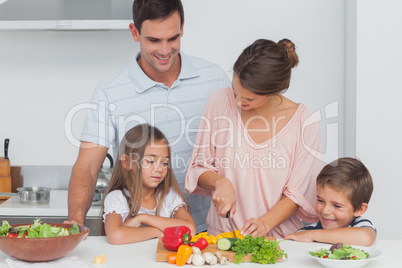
[309, 242, 369, 260]
[0, 218, 80, 238]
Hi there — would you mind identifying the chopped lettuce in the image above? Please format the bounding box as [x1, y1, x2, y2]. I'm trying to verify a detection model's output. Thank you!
[0, 218, 80, 238]
[309, 243, 369, 260]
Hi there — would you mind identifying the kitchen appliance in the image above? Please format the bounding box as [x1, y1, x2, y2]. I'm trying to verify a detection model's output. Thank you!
[92, 153, 114, 206]
[0, 0, 134, 30]
[0, 138, 11, 193]
[0, 186, 51, 204]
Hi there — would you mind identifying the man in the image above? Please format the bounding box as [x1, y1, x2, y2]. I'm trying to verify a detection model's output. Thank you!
[67, 0, 230, 233]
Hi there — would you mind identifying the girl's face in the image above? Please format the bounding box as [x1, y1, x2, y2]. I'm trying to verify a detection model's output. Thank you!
[232, 74, 270, 111]
[140, 141, 170, 191]
[316, 185, 360, 229]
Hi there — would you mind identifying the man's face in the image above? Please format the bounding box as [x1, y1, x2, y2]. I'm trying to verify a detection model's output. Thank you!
[130, 12, 183, 79]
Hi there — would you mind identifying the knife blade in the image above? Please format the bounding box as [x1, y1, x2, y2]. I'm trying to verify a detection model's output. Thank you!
[4, 139, 9, 160]
[226, 211, 237, 238]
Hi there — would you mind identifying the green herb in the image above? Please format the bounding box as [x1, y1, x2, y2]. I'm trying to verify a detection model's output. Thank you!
[69, 223, 80, 235]
[231, 235, 288, 264]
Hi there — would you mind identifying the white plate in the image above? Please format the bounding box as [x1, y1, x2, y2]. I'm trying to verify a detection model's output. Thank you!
[307, 245, 381, 268]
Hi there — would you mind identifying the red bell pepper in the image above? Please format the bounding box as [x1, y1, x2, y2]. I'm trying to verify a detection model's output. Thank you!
[162, 226, 192, 251]
[191, 237, 209, 250]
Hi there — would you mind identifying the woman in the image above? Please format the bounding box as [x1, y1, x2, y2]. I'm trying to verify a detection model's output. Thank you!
[185, 39, 322, 238]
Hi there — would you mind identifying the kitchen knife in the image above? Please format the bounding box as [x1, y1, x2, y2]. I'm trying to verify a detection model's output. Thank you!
[226, 211, 237, 238]
[4, 139, 9, 160]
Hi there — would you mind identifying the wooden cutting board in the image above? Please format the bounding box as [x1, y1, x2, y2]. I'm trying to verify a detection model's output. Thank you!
[156, 237, 282, 262]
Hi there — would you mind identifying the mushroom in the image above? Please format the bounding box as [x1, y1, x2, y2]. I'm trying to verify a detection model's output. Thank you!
[186, 254, 193, 264]
[215, 251, 229, 265]
[203, 252, 218, 265]
[192, 254, 206, 266]
[192, 246, 202, 255]
[191, 246, 205, 266]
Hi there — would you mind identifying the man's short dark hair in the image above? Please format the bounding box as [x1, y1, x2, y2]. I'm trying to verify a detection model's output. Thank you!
[132, 0, 184, 34]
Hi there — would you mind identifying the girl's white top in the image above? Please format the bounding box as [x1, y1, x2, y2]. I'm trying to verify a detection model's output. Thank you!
[102, 188, 186, 223]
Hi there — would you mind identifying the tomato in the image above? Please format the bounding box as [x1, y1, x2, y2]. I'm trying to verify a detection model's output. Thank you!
[323, 256, 328, 259]
[192, 238, 209, 250]
[7, 233, 18, 238]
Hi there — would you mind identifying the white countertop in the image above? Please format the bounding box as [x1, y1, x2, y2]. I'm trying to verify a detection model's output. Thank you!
[0, 237, 397, 267]
[0, 190, 101, 218]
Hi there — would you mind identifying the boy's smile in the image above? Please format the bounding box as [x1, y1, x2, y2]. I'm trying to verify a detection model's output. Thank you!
[316, 185, 362, 229]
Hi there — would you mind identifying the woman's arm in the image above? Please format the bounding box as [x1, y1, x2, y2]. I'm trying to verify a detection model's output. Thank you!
[104, 212, 162, 245]
[198, 171, 236, 218]
[284, 227, 376, 246]
[241, 196, 299, 237]
[125, 207, 196, 235]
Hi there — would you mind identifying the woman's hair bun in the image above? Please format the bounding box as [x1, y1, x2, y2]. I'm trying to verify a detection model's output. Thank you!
[278, 38, 299, 68]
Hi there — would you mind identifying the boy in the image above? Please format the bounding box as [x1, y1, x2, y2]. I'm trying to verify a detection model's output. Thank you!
[285, 157, 376, 246]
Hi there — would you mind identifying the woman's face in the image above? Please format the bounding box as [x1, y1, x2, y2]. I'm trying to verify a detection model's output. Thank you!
[140, 141, 169, 191]
[232, 74, 269, 111]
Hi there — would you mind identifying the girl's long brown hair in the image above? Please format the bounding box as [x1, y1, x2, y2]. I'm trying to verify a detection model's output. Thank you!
[103, 124, 188, 221]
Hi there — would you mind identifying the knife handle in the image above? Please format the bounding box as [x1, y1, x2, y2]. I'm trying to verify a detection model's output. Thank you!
[4, 138, 9, 160]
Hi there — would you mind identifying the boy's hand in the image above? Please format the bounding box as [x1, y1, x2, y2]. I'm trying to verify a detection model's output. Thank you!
[284, 231, 314, 242]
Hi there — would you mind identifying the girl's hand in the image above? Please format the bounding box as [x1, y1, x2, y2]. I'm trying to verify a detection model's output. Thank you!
[241, 218, 267, 238]
[212, 177, 236, 218]
[123, 214, 144, 228]
[284, 231, 314, 242]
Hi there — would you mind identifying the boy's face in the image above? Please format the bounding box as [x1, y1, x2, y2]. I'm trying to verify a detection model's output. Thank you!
[316, 185, 363, 229]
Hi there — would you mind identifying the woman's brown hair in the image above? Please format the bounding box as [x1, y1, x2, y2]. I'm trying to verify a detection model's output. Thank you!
[233, 38, 299, 96]
[103, 124, 188, 221]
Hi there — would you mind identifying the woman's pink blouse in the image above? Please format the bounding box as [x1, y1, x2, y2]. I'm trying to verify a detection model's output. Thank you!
[185, 88, 323, 238]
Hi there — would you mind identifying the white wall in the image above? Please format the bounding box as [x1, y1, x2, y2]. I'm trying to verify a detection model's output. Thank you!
[355, 0, 402, 239]
[0, 0, 345, 166]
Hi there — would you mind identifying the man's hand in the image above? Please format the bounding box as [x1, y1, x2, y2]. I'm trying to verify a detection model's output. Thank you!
[63, 219, 81, 225]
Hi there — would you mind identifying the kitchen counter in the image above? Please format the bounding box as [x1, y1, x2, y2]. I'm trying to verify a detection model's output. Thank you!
[0, 190, 100, 217]
[0, 237, 397, 267]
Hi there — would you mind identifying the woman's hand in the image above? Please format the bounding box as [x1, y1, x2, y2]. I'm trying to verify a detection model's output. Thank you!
[212, 177, 236, 218]
[123, 214, 144, 228]
[240, 218, 268, 237]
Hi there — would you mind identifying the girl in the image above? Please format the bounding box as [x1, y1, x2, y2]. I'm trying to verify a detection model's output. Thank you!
[103, 124, 196, 244]
[185, 39, 322, 238]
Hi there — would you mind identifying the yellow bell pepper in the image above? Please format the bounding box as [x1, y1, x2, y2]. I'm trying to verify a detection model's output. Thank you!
[176, 245, 192, 266]
[190, 230, 244, 244]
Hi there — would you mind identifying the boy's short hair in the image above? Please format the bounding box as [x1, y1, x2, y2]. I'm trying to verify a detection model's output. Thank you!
[316, 157, 373, 211]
